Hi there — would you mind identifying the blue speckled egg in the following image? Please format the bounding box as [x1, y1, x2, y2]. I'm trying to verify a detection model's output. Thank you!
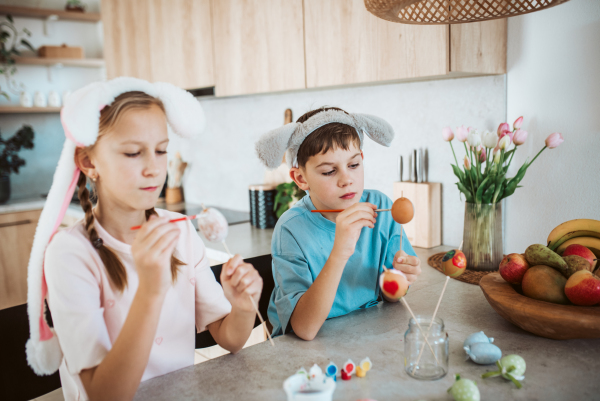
[463, 331, 494, 349]
[464, 342, 502, 365]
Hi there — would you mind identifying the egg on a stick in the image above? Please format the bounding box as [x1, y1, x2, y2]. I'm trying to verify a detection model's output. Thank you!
[391, 197, 414, 225]
[442, 249, 467, 278]
[379, 268, 409, 300]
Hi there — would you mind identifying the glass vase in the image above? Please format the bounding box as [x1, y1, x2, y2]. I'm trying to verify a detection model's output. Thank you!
[462, 202, 503, 271]
[404, 316, 449, 380]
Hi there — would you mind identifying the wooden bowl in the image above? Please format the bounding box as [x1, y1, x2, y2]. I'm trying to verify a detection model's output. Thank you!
[480, 273, 600, 340]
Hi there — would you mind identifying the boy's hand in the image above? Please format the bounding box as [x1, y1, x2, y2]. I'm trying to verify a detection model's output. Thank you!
[392, 250, 421, 285]
[220, 254, 263, 313]
[332, 202, 377, 260]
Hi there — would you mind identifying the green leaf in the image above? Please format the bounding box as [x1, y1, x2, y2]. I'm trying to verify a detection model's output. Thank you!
[20, 39, 36, 53]
[456, 182, 474, 203]
[475, 176, 491, 204]
[451, 163, 465, 183]
[7, 14, 13, 23]
[483, 183, 496, 204]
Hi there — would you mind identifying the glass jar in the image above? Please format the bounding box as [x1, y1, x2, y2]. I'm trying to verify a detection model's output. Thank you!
[404, 316, 448, 380]
[462, 202, 503, 271]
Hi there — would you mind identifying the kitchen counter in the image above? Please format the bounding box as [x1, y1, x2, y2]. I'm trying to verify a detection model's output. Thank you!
[134, 245, 600, 400]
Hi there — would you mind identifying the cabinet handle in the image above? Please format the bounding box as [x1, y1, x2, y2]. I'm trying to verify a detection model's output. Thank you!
[0, 219, 32, 228]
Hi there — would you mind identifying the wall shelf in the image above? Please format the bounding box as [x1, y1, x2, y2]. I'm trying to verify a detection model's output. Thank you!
[0, 107, 61, 114]
[0, 5, 100, 22]
[13, 56, 105, 68]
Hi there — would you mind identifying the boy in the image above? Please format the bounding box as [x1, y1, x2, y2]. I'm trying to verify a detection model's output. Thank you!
[255, 107, 421, 340]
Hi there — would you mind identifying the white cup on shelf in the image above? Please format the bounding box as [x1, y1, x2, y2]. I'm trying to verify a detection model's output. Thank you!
[34, 91, 47, 107]
[48, 91, 61, 107]
[20, 91, 33, 108]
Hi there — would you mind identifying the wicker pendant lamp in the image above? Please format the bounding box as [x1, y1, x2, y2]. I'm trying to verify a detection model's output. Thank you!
[364, 0, 571, 24]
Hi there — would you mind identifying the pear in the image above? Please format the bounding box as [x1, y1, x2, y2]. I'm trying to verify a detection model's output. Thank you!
[525, 244, 568, 277]
[562, 255, 592, 277]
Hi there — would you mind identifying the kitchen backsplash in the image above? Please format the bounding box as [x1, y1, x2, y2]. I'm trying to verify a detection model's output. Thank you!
[168, 75, 506, 246]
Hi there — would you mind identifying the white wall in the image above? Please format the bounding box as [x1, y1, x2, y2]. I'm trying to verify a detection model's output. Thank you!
[505, 0, 600, 253]
[0, 0, 104, 198]
[170, 76, 506, 247]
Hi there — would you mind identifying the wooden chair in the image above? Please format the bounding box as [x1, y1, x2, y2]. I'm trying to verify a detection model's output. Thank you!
[195, 253, 274, 348]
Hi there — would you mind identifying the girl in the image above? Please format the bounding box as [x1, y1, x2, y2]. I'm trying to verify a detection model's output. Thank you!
[25, 78, 263, 401]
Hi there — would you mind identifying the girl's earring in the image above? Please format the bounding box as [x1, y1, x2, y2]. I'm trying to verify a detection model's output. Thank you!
[91, 175, 97, 182]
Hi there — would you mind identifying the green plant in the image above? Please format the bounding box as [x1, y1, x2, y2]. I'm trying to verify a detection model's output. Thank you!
[0, 14, 35, 100]
[273, 182, 306, 218]
[66, 0, 86, 7]
[0, 125, 35, 176]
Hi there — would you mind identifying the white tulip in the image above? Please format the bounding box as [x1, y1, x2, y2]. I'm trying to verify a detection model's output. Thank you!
[482, 131, 497, 149]
[498, 135, 511, 150]
[467, 131, 481, 148]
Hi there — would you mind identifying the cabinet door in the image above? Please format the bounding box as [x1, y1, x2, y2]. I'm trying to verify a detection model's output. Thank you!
[450, 19, 507, 75]
[211, 0, 305, 97]
[304, 0, 448, 88]
[0, 210, 41, 310]
[102, 0, 214, 89]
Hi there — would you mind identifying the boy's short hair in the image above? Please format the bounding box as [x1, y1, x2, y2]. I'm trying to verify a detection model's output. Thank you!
[296, 107, 361, 168]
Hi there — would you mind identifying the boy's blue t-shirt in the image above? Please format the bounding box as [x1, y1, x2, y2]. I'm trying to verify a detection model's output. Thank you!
[267, 189, 416, 337]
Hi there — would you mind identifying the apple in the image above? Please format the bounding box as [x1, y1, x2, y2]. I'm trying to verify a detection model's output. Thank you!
[499, 253, 530, 284]
[563, 244, 597, 271]
[564, 270, 600, 306]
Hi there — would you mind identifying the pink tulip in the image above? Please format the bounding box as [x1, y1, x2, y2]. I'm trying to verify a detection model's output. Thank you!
[497, 122, 510, 137]
[513, 129, 528, 146]
[513, 116, 523, 130]
[442, 126, 454, 141]
[464, 155, 471, 170]
[479, 147, 487, 163]
[456, 126, 469, 142]
[545, 132, 564, 149]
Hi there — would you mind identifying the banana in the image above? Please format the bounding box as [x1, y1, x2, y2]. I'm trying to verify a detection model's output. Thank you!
[556, 237, 600, 259]
[546, 219, 600, 251]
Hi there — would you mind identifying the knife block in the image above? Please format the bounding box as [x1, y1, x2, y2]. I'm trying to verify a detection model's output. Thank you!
[392, 182, 441, 249]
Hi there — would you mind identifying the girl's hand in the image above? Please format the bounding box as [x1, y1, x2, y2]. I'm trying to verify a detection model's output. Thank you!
[132, 215, 180, 298]
[332, 202, 377, 260]
[392, 250, 421, 285]
[220, 255, 263, 313]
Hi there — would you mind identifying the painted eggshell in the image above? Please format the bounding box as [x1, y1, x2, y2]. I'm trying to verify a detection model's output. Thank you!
[442, 249, 467, 277]
[463, 331, 494, 349]
[500, 355, 526, 378]
[197, 207, 228, 242]
[449, 375, 480, 401]
[379, 269, 409, 299]
[464, 342, 502, 365]
[391, 197, 414, 224]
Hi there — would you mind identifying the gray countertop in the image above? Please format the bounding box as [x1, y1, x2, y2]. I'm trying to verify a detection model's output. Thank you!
[134, 245, 600, 400]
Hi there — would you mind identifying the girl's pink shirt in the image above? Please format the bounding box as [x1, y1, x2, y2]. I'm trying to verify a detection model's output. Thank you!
[44, 209, 231, 401]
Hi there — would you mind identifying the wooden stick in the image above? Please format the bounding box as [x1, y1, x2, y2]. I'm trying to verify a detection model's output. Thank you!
[222, 241, 275, 347]
[400, 297, 440, 365]
[411, 276, 450, 374]
[310, 208, 390, 213]
[130, 214, 197, 230]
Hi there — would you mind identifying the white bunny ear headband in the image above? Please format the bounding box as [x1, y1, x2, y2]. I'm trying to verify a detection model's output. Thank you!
[255, 109, 395, 169]
[26, 77, 205, 376]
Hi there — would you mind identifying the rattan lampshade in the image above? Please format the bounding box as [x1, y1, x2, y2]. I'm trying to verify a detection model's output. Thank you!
[364, 0, 571, 24]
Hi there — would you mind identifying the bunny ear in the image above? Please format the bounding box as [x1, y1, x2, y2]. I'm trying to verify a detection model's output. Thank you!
[255, 123, 300, 169]
[353, 113, 395, 147]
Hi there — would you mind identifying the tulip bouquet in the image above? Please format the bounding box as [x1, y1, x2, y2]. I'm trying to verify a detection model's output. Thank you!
[443, 117, 564, 204]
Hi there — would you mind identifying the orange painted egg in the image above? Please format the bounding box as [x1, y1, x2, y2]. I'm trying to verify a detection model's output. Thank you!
[379, 269, 409, 299]
[391, 197, 414, 224]
[441, 249, 467, 277]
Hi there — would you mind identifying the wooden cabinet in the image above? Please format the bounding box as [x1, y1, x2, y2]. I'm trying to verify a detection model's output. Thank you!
[211, 0, 305, 97]
[0, 210, 42, 310]
[304, 0, 449, 88]
[101, 0, 215, 89]
[450, 19, 507, 75]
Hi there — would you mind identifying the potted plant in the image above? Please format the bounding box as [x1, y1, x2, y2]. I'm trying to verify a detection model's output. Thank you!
[0, 125, 35, 203]
[443, 117, 564, 270]
[273, 182, 306, 218]
[65, 0, 87, 13]
[0, 15, 35, 100]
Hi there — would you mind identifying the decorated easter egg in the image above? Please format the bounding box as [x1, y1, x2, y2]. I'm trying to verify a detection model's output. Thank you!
[197, 207, 229, 242]
[463, 331, 494, 349]
[464, 343, 502, 365]
[499, 355, 526, 378]
[379, 269, 409, 299]
[391, 197, 414, 224]
[448, 374, 480, 401]
[442, 249, 467, 277]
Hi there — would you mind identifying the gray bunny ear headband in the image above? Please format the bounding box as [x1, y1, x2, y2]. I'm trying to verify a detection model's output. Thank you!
[255, 109, 395, 169]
